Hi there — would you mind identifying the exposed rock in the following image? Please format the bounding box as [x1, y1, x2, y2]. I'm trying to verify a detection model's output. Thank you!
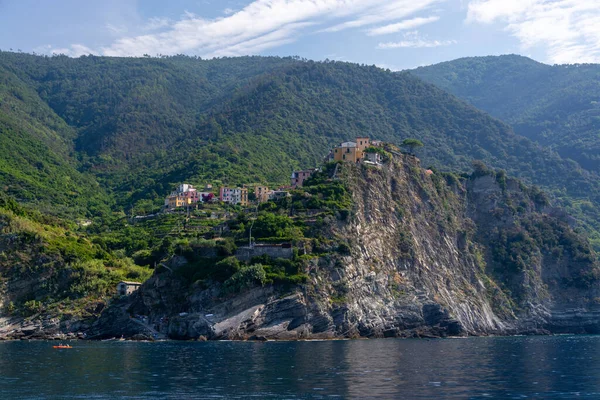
[84, 157, 599, 340]
[5, 154, 600, 341]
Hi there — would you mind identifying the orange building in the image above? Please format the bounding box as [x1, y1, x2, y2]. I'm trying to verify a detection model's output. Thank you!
[255, 185, 271, 203]
[356, 137, 370, 152]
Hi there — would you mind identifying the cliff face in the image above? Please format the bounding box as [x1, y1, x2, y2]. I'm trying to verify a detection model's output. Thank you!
[88, 155, 600, 340]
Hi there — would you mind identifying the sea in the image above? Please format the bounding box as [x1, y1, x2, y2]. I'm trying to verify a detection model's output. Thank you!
[1, 335, 600, 399]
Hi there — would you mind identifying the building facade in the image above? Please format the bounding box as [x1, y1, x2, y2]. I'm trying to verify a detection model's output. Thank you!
[334, 144, 361, 162]
[219, 187, 249, 206]
[116, 281, 142, 296]
[356, 137, 370, 152]
[164, 183, 205, 210]
[291, 168, 318, 187]
[270, 190, 291, 200]
[255, 185, 271, 203]
[332, 137, 373, 163]
[364, 151, 382, 164]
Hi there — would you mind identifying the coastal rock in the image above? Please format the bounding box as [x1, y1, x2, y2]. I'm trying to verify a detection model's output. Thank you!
[8, 154, 599, 341]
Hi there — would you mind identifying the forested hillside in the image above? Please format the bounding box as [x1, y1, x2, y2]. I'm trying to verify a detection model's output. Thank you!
[0, 63, 111, 217]
[1, 52, 600, 248]
[2, 51, 600, 337]
[412, 55, 600, 172]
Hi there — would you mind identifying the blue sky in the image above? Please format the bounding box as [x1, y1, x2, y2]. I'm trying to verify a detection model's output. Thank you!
[1, 0, 598, 70]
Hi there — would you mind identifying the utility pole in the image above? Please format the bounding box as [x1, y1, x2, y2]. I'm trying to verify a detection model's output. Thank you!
[248, 204, 259, 248]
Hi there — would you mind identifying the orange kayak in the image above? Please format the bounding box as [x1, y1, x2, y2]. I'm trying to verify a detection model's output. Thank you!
[53, 345, 72, 349]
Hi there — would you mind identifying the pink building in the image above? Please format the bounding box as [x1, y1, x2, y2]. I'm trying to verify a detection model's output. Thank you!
[182, 188, 200, 203]
[290, 168, 319, 188]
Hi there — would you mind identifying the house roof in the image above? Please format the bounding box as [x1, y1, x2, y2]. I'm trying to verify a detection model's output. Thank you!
[340, 141, 357, 147]
[118, 281, 142, 286]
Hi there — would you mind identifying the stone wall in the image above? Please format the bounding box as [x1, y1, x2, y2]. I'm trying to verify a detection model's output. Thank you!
[235, 245, 294, 261]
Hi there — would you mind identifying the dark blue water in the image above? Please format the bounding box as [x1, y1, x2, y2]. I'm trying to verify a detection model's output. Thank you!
[1, 336, 600, 399]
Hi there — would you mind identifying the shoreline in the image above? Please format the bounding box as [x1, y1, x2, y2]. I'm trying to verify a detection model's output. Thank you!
[1, 330, 563, 343]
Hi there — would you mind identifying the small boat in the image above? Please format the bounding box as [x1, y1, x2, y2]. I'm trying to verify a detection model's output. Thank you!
[53, 344, 72, 349]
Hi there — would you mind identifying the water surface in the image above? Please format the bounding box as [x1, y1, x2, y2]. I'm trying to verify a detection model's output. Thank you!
[1, 335, 600, 399]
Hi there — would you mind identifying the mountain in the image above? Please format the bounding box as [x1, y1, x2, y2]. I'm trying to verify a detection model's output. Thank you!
[1, 52, 600, 339]
[3, 51, 600, 248]
[0, 63, 111, 217]
[412, 54, 600, 173]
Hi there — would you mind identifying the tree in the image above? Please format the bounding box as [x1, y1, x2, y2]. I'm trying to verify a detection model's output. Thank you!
[471, 160, 489, 176]
[401, 138, 424, 155]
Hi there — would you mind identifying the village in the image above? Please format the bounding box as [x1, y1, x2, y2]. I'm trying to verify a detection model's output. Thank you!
[116, 137, 388, 297]
[162, 136, 384, 210]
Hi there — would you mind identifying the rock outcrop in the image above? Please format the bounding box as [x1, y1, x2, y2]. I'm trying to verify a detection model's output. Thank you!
[87, 154, 600, 340]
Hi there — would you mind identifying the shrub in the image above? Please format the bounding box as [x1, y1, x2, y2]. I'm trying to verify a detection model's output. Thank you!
[251, 213, 303, 239]
[132, 249, 153, 266]
[223, 264, 267, 293]
[337, 242, 351, 255]
[216, 238, 237, 256]
[22, 299, 43, 316]
[338, 209, 350, 221]
[213, 256, 241, 282]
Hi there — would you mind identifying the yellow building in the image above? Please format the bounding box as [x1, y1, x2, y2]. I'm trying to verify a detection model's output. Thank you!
[166, 194, 189, 209]
[240, 188, 249, 206]
[333, 141, 361, 163]
[332, 137, 371, 163]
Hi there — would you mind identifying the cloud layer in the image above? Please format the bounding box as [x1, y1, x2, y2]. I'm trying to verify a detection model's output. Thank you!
[28, 0, 600, 64]
[378, 31, 456, 49]
[367, 16, 440, 36]
[468, 0, 600, 63]
[54, 0, 444, 57]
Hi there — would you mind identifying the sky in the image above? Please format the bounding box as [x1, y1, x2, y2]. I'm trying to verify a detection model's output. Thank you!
[1, 0, 599, 70]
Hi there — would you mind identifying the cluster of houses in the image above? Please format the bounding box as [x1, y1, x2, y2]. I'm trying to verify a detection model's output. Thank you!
[164, 136, 383, 211]
[164, 183, 293, 211]
[164, 184, 215, 210]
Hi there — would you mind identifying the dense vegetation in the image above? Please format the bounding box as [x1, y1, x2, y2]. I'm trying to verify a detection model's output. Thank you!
[1, 51, 600, 313]
[0, 64, 111, 218]
[0, 192, 150, 317]
[412, 55, 600, 173]
[2, 52, 599, 223]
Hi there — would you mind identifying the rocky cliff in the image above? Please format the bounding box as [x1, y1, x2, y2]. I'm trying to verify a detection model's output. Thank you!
[86, 154, 600, 340]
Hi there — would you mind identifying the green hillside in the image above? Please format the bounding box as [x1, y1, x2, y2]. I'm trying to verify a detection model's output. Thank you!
[1, 52, 600, 248]
[0, 63, 110, 217]
[412, 55, 600, 172]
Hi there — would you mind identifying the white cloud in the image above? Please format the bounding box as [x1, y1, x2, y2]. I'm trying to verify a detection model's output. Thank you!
[143, 17, 172, 31]
[57, 0, 443, 58]
[467, 0, 600, 63]
[367, 16, 440, 36]
[51, 44, 96, 57]
[106, 23, 128, 35]
[377, 31, 456, 49]
[322, 0, 441, 32]
[467, 0, 536, 24]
